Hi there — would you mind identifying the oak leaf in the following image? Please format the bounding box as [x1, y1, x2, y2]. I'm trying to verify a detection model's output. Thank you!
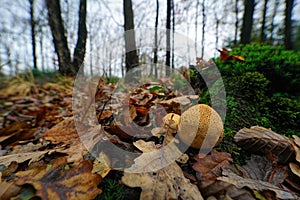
[122, 140, 203, 200]
[234, 126, 294, 163]
[15, 157, 102, 200]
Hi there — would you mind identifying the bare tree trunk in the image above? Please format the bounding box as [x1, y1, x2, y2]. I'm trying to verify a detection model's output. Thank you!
[260, 0, 268, 43]
[45, 0, 72, 75]
[29, 0, 37, 69]
[45, 0, 87, 76]
[241, 0, 255, 44]
[73, 0, 87, 74]
[153, 0, 159, 77]
[166, 0, 171, 76]
[123, 0, 139, 72]
[234, 0, 239, 45]
[195, 0, 200, 55]
[284, 0, 294, 50]
[270, 0, 279, 42]
[171, 0, 175, 70]
[201, 0, 206, 58]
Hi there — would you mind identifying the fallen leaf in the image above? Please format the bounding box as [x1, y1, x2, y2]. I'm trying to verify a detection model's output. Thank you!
[42, 117, 78, 144]
[192, 150, 232, 188]
[289, 163, 300, 179]
[15, 157, 102, 200]
[122, 140, 203, 200]
[0, 181, 22, 200]
[122, 162, 203, 200]
[92, 152, 111, 178]
[0, 151, 49, 166]
[236, 154, 288, 186]
[234, 126, 294, 163]
[218, 169, 299, 199]
[125, 140, 183, 173]
[293, 135, 300, 147]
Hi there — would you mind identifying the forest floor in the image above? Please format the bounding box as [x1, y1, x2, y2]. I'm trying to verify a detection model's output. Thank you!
[0, 74, 300, 200]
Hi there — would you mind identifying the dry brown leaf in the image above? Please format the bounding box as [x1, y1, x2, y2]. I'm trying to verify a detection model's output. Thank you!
[0, 151, 49, 166]
[234, 126, 294, 163]
[92, 152, 111, 178]
[125, 140, 183, 173]
[236, 154, 288, 186]
[43, 117, 78, 144]
[15, 157, 102, 200]
[122, 162, 203, 200]
[289, 163, 300, 178]
[0, 181, 22, 200]
[218, 169, 299, 199]
[122, 140, 203, 200]
[292, 135, 300, 147]
[159, 95, 199, 106]
[192, 150, 232, 188]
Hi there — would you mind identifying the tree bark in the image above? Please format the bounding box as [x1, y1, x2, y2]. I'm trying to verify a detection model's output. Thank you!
[201, 0, 206, 58]
[73, 0, 87, 74]
[269, 0, 279, 42]
[284, 0, 294, 50]
[241, 0, 255, 44]
[29, 0, 37, 69]
[166, 0, 171, 76]
[260, 0, 268, 43]
[45, 0, 72, 75]
[234, 0, 239, 45]
[123, 0, 139, 72]
[153, 0, 159, 77]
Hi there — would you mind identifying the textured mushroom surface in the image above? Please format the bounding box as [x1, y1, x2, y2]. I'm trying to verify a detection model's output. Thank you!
[178, 104, 223, 149]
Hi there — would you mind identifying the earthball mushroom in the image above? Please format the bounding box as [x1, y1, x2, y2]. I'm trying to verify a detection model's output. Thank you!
[178, 104, 223, 149]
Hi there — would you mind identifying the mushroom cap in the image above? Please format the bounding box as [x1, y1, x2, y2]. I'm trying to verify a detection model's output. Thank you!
[178, 104, 223, 149]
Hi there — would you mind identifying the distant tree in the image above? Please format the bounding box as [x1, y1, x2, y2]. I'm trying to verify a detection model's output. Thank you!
[269, 0, 279, 42]
[260, 0, 269, 43]
[201, 0, 206, 58]
[241, 0, 255, 44]
[123, 0, 139, 72]
[166, 0, 171, 76]
[29, 0, 37, 69]
[153, 0, 159, 77]
[284, 0, 295, 50]
[234, 0, 239, 45]
[45, 0, 87, 76]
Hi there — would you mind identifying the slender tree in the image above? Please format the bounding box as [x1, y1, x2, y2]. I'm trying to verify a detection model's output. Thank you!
[195, 0, 200, 55]
[234, 0, 239, 45]
[260, 0, 269, 43]
[241, 0, 255, 44]
[171, 0, 175, 69]
[29, 0, 37, 69]
[284, 0, 295, 50]
[166, 0, 171, 76]
[123, 0, 139, 72]
[201, 0, 206, 58]
[45, 0, 87, 76]
[153, 0, 159, 77]
[269, 0, 279, 42]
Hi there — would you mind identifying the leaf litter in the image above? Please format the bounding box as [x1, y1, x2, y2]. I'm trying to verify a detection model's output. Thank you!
[0, 76, 300, 200]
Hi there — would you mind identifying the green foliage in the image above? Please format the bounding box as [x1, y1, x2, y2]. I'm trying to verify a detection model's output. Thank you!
[214, 44, 300, 137]
[96, 178, 125, 200]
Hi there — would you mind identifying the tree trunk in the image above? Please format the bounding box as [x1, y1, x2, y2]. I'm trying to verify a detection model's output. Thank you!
[123, 0, 139, 72]
[29, 0, 37, 70]
[166, 0, 171, 76]
[171, 0, 175, 70]
[241, 0, 255, 44]
[260, 0, 268, 43]
[195, 0, 200, 55]
[153, 0, 159, 77]
[234, 0, 239, 45]
[284, 0, 294, 50]
[72, 0, 87, 74]
[269, 0, 279, 42]
[45, 0, 72, 75]
[201, 0, 206, 58]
